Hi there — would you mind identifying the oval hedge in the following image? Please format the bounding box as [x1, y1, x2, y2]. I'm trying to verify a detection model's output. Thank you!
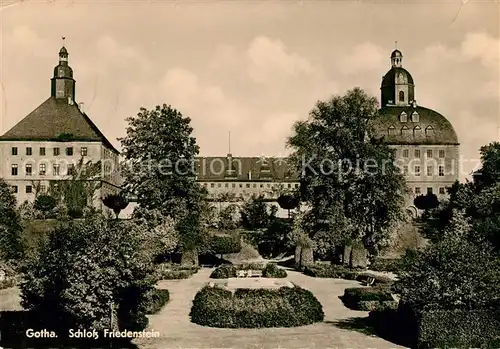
[190, 285, 324, 328]
[210, 263, 287, 279]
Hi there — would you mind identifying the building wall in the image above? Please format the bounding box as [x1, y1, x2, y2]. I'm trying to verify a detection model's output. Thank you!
[199, 180, 300, 200]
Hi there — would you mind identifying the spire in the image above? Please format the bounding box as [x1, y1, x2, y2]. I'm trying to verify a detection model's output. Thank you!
[391, 45, 403, 68]
[51, 40, 75, 101]
[228, 130, 232, 156]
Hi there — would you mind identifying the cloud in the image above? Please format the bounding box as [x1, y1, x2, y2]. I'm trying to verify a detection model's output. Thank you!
[336, 42, 386, 75]
[461, 32, 499, 70]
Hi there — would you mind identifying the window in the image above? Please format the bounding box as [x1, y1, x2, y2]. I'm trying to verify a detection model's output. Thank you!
[239, 184, 243, 188]
[401, 125, 410, 136]
[39, 147, 46, 156]
[26, 185, 32, 194]
[39, 164, 46, 175]
[267, 184, 271, 188]
[26, 164, 32, 176]
[54, 147, 60, 156]
[53, 164, 60, 176]
[399, 112, 407, 123]
[399, 91, 405, 102]
[26, 147, 32, 156]
[225, 183, 229, 188]
[426, 149, 433, 158]
[403, 165, 408, 175]
[203, 183, 207, 187]
[414, 165, 421, 176]
[388, 125, 396, 136]
[81, 147, 88, 156]
[11, 147, 18, 155]
[438, 165, 444, 177]
[295, 183, 299, 188]
[427, 165, 433, 177]
[246, 183, 250, 188]
[210, 183, 215, 188]
[232, 183, 236, 188]
[439, 149, 445, 158]
[411, 112, 419, 122]
[439, 187, 446, 195]
[414, 149, 421, 158]
[402, 149, 409, 158]
[253, 184, 257, 188]
[217, 183, 221, 188]
[425, 126, 434, 136]
[40, 185, 46, 193]
[67, 164, 75, 175]
[427, 187, 433, 194]
[66, 147, 73, 156]
[415, 187, 421, 195]
[414, 125, 422, 136]
[287, 183, 291, 188]
[12, 186, 18, 193]
[260, 184, 264, 188]
[11, 165, 18, 176]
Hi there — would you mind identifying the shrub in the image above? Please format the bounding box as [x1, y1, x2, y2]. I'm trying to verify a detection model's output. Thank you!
[155, 263, 199, 280]
[190, 285, 324, 328]
[208, 235, 242, 257]
[357, 272, 394, 287]
[303, 264, 358, 280]
[369, 258, 401, 273]
[341, 287, 395, 311]
[140, 289, 170, 314]
[34, 195, 57, 216]
[262, 263, 287, 278]
[210, 264, 237, 279]
[0, 278, 15, 290]
[67, 206, 84, 219]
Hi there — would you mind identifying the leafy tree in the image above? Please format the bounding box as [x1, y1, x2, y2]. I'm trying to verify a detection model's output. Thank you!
[34, 195, 57, 218]
[0, 179, 23, 262]
[287, 88, 406, 258]
[218, 203, 240, 230]
[240, 195, 273, 230]
[119, 104, 205, 258]
[413, 193, 439, 211]
[102, 194, 129, 219]
[277, 194, 299, 218]
[20, 216, 157, 334]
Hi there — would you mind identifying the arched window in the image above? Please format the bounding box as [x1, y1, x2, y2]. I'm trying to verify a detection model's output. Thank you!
[401, 125, 410, 136]
[399, 91, 405, 102]
[414, 125, 422, 136]
[425, 125, 434, 136]
[388, 125, 396, 136]
[411, 111, 419, 122]
[400, 111, 407, 122]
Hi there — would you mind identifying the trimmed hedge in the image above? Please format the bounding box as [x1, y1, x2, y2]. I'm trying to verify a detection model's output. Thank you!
[190, 285, 324, 328]
[303, 264, 358, 280]
[140, 289, 170, 314]
[369, 258, 401, 273]
[341, 287, 396, 311]
[209, 235, 242, 255]
[155, 263, 199, 280]
[210, 264, 237, 278]
[262, 263, 287, 278]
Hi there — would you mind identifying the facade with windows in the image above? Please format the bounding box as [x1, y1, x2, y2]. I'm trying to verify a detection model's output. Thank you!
[0, 46, 121, 207]
[372, 49, 460, 214]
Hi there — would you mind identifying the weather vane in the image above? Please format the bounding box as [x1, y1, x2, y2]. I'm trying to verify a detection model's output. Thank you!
[395, 40, 398, 49]
[62, 36, 66, 46]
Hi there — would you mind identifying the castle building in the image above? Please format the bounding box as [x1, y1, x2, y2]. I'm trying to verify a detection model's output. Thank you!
[0, 46, 121, 208]
[371, 49, 460, 214]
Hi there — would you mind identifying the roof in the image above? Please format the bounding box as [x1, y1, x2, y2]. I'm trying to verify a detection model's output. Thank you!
[371, 105, 459, 145]
[195, 156, 299, 181]
[391, 49, 402, 58]
[381, 67, 414, 87]
[0, 97, 119, 153]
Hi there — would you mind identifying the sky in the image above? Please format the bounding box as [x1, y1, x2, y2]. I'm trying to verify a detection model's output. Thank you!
[0, 0, 498, 180]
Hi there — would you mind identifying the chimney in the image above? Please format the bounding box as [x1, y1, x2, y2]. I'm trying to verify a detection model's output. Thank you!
[79, 102, 84, 113]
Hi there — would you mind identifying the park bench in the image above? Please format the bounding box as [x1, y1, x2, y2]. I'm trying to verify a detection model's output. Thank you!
[362, 276, 376, 286]
[249, 270, 262, 278]
[237, 270, 247, 278]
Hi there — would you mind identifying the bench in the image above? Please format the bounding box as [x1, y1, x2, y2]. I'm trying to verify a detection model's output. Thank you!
[362, 276, 376, 286]
[237, 270, 247, 278]
[249, 270, 262, 278]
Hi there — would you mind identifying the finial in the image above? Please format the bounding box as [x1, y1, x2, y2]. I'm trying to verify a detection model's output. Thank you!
[228, 130, 231, 154]
[62, 36, 66, 46]
[395, 40, 398, 49]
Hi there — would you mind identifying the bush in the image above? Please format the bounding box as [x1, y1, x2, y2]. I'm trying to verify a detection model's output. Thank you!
[262, 263, 287, 278]
[190, 285, 324, 328]
[0, 278, 15, 290]
[303, 264, 358, 280]
[140, 289, 170, 314]
[209, 235, 242, 256]
[210, 264, 237, 279]
[155, 263, 199, 280]
[369, 258, 401, 273]
[357, 272, 394, 287]
[34, 195, 57, 216]
[341, 287, 396, 311]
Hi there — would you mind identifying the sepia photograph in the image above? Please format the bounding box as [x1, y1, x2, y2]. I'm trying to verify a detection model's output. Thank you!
[0, 0, 499, 348]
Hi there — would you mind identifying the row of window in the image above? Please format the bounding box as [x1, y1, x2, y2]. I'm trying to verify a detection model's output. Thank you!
[389, 125, 433, 136]
[415, 187, 446, 195]
[401, 149, 446, 158]
[203, 182, 300, 189]
[398, 110, 419, 123]
[402, 165, 445, 177]
[11, 164, 75, 176]
[11, 185, 47, 194]
[11, 146, 88, 157]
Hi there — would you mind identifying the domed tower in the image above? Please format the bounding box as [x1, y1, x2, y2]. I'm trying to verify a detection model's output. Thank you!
[381, 49, 415, 107]
[51, 46, 76, 101]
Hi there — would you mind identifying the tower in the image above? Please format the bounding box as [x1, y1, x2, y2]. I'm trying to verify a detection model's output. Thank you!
[381, 49, 415, 107]
[50, 45, 76, 102]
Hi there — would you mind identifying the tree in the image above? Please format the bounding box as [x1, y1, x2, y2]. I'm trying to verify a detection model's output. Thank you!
[0, 179, 23, 262]
[119, 104, 205, 260]
[287, 88, 406, 259]
[277, 194, 299, 218]
[34, 195, 57, 218]
[218, 203, 240, 230]
[102, 194, 129, 219]
[240, 195, 273, 230]
[413, 193, 439, 211]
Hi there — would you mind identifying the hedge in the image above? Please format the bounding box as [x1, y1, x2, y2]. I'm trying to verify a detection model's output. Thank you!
[369, 258, 401, 273]
[209, 263, 278, 279]
[303, 264, 358, 280]
[341, 287, 397, 311]
[0, 278, 15, 290]
[262, 263, 287, 278]
[140, 289, 170, 314]
[155, 263, 199, 280]
[208, 235, 242, 255]
[356, 272, 394, 287]
[190, 285, 324, 328]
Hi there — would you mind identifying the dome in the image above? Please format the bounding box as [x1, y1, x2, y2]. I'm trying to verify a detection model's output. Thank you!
[381, 67, 414, 87]
[371, 106, 459, 145]
[391, 49, 402, 58]
[59, 46, 68, 55]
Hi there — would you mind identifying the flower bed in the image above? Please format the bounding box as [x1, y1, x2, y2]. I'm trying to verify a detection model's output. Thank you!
[341, 287, 397, 311]
[210, 263, 287, 279]
[190, 285, 324, 328]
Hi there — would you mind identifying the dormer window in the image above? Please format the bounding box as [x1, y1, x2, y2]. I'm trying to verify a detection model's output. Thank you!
[411, 111, 419, 122]
[413, 125, 422, 136]
[401, 125, 410, 136]
[388, 125, 396, 136]
[400, 111, 407, 122]
[425, 125, 434, 136]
